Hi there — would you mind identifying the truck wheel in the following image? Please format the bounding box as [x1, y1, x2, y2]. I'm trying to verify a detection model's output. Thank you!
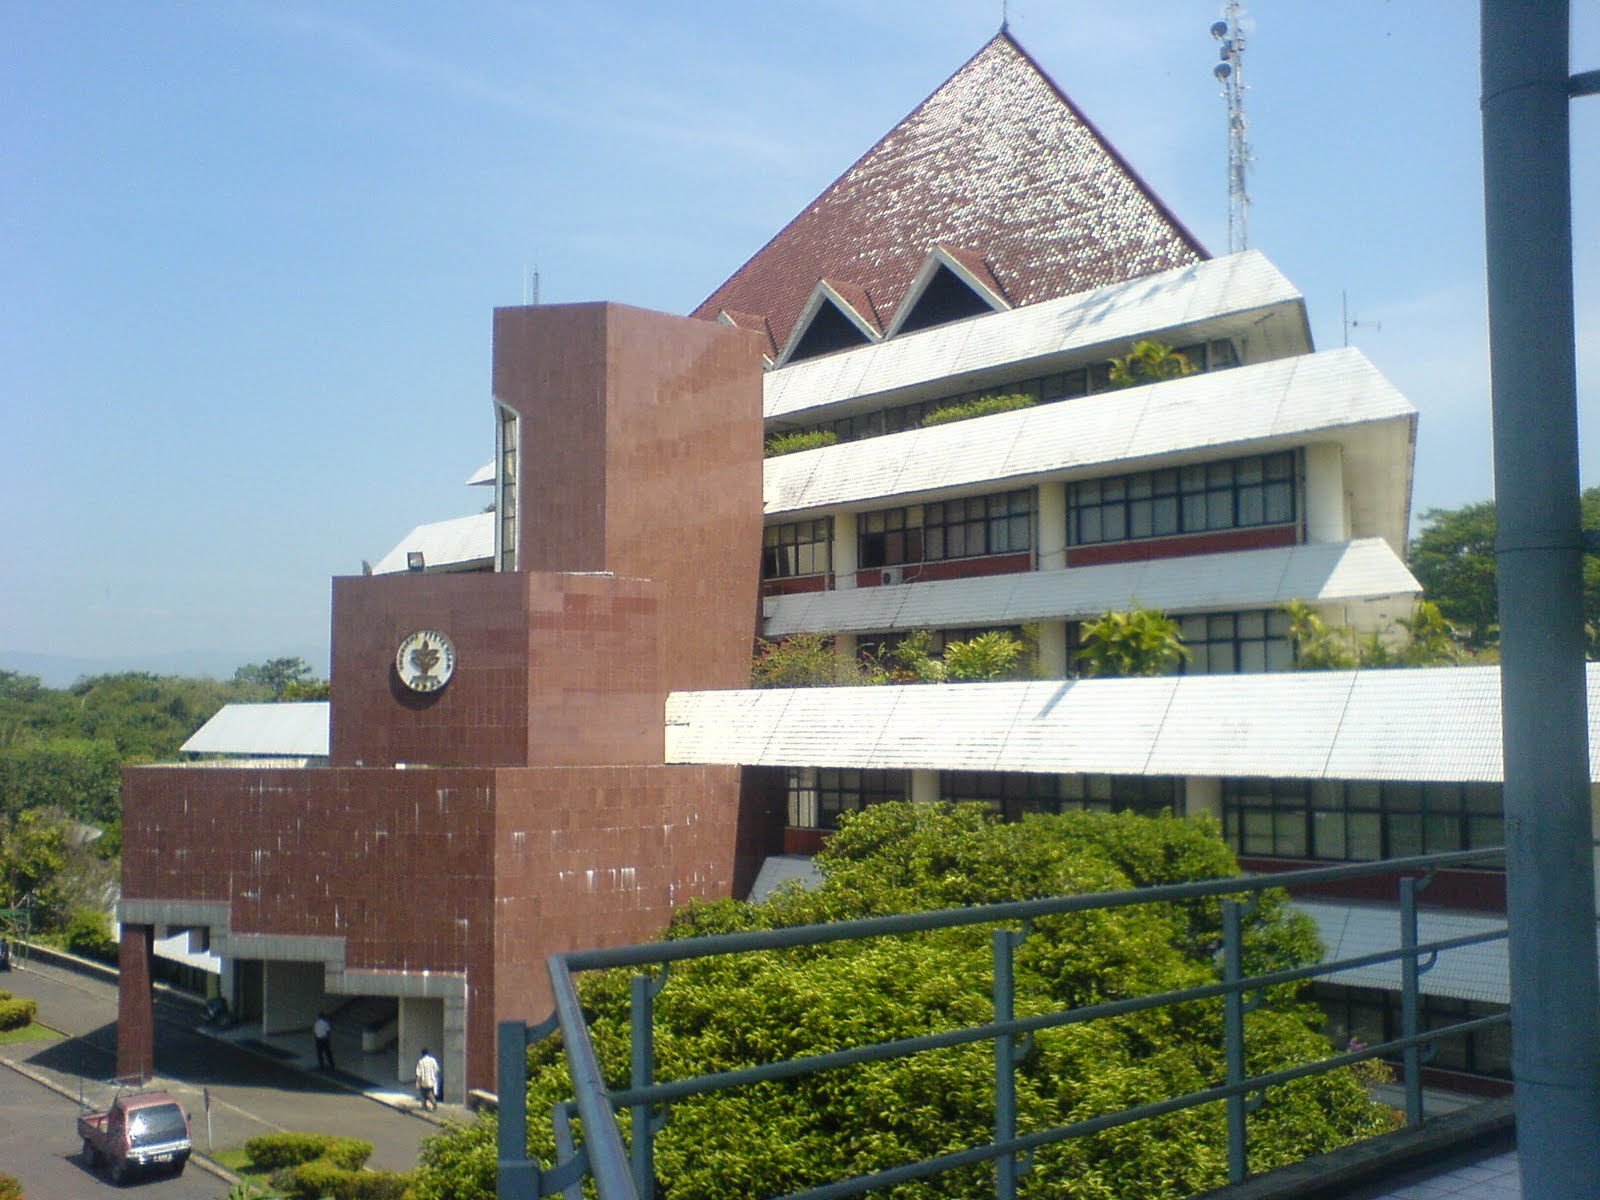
[81, 1138, 99, 1168]
[110, 1160, 130, 1186]
[171, 1158, 186, 1177]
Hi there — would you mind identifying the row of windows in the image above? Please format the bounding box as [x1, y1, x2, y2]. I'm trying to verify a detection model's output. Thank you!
[762, 449, 1300, 583]
[784, 341, 1239, 446]
[785, 769, 1179, 830]
[1315, 984, 1510, 1079]
[784, 773, 1509, 866]
[1222, 778, 1505, 863]
[858, 491, 1034, 568]
[1068, 452, 1297, 547]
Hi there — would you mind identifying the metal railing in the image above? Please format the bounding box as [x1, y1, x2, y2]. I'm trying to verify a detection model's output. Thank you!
[498, 849, 1509, 1200]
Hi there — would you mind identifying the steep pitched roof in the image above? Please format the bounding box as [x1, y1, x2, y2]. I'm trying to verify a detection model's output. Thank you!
[692, 31, 1208, 355]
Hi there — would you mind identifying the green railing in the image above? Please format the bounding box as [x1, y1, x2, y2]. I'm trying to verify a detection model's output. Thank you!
[498, 849, 1509, 1199]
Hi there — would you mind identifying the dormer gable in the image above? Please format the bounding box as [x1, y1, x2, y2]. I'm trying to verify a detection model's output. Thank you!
[886, 245, 1012, 338]
[776, 279, 884, 366]
[717, 309, 778, 361]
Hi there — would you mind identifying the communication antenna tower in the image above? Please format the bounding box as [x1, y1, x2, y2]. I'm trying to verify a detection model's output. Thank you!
[522, 263, 542, 306]
[1210, 3, 1251, 253]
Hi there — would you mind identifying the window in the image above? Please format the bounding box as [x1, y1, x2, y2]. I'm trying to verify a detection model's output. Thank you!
[762, 519, 833, 579]
[496, 405, 519, 572]
[859, 491, 1033, 568]
[1314, 984, 1510, 1079]
[1222, 779, 1505, 864]
[1179, 610, 1295, 674]
[786, 768, 908, 829]
[1069, 451, 1297, 547]
[940, 772, 1178, 821]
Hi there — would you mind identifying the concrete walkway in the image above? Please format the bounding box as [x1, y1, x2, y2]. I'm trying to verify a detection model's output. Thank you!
[0, 957, 468, 1176]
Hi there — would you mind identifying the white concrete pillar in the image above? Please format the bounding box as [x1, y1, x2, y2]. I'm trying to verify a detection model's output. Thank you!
[1184, 777, 1223, 824]
[1592, 783, 1600, 916]
[1303, 443, 1348, 544]
[832, 511, 858, 589]
[1036, 621, 1069, 678]
[1036, 483, 1067, 571]
[911, 770, 941, 805]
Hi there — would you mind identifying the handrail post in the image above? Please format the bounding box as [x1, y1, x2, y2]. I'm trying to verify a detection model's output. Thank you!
[1222, 900, 1248, 1185]
[499, 1019, 540, 1200]
[1399, 877, 1424, 1127]
[631, 972, 657, 1200]
[993, 929, 1021, 1200]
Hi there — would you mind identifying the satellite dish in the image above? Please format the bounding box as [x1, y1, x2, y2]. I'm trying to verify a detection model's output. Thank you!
[1214, 62, 1233, 81]
[1210, 19, 1229, 38]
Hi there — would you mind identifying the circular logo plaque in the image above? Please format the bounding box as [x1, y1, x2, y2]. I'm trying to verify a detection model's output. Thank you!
[395, 629, 457, 693]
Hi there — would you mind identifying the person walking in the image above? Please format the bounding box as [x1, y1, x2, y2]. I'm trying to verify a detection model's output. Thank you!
[313, 1012, 335, 1071]
[415, 1047, 440, 1111]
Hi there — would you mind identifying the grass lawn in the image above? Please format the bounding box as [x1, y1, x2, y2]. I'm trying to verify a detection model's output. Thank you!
[211, 1146, 281, 1194]
[0, 1021, 60, 1046]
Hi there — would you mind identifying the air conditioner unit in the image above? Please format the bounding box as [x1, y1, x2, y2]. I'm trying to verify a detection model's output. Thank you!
[881, 567, 905, 585]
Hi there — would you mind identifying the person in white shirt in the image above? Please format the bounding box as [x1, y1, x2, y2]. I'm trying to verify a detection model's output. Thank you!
[415, 1047, 440, 1110]
[313, 1013, 334, 1070]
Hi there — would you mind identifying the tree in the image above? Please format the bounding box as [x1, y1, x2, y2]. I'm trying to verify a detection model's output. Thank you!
[751, 634, 866, 687]
[1076, 608, 1189, 677]
[232, 657, 320, 699]
[0, 808, 70, 927]
[1409, 488, 1600, 655]
[413, 805, 1397, 1200]
[1107, 340, 1197, 389]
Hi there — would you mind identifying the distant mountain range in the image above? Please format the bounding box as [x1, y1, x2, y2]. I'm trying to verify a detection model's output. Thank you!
[0, 649, 330, 688]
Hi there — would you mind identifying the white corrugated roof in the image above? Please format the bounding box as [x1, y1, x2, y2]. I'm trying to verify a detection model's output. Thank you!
[181, 702, 330, 758]
[372, 511, 493, 575]
[763, 347, 1414, 518]
[1298, 901, 1524, 1005]
[763, 538, 1419, 636]
[666, 664, 1600, 782]
[763, 250, 1308, 421]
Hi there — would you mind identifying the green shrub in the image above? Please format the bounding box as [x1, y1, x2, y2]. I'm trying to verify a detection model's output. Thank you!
[0, 1170, 23, 1200]
[273, 1159, 349, 1200]
[335, 1170, 412, 1200]
[0, 995, 38, 1031]
[63, 907, 118, 962]
[764, 429, 839, 457]
[246, 1131, 343, 1170]
[321, 1137, 375, 1171]
[919, 392, 1035, 426]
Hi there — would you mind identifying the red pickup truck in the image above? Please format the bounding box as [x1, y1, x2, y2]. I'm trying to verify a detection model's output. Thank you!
[78, 1089, 192, 1184]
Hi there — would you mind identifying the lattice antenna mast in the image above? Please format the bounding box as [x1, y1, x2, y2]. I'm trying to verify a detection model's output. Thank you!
[1210, 3, 1251, 253]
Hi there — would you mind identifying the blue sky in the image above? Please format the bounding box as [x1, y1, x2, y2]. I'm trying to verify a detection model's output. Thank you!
[3, 2, 1597, 679]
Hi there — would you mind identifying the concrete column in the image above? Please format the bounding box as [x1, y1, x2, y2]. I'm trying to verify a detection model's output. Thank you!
[910, 770, 940, 805]
[116, 924, 155, 1083]
[834, 633, 857, 669]
[261, 960, 325, 1035]
[1184, 777, 1222, 824]
[1303, 443, 1347, 544]
[832, 511, 858, 590]
[1036, 621, 1069, 678]
[1036, 483, 1067, 571]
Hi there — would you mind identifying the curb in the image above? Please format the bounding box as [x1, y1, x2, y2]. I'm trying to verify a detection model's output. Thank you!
[0, 1053, 242, 1187]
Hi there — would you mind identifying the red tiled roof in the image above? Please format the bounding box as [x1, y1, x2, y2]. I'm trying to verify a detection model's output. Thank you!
[692, 31, 1208, 354]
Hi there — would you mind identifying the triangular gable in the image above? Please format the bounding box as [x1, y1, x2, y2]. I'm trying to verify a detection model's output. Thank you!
[717, 309, 778, 360]
[692, 31, 1207, 357]
[886, 245, 1011, 338]
[776, 279, 884, 366]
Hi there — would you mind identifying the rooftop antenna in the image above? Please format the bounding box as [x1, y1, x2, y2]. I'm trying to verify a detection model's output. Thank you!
[522, 263, 542, 306]
[1000, 0, 1009, 33]
[1210, 2, 1252, 253]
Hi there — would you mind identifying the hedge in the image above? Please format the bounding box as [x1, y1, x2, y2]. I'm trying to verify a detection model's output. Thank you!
[244, 1132, 372, 1171]
[0, 994, 38, 1032]
[764, 429, 839, 457]
[272, 1161, 411, 1200]
[919, 392, 1036, 426]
